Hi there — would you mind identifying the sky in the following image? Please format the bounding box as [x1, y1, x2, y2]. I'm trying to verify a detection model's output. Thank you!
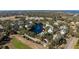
[0, 0, 79, 10]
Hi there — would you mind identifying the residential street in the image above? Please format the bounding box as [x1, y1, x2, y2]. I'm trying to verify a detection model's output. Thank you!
[65, 37, 78, 49]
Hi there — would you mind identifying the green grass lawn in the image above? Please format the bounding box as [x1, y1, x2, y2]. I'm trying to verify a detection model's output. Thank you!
[12, 37, 31, 49]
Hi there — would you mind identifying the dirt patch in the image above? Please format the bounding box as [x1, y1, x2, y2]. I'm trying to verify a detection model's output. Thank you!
[10, 35, 46, 49]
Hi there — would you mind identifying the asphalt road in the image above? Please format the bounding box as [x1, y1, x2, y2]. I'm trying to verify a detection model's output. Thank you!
[65, 37, 78, 49]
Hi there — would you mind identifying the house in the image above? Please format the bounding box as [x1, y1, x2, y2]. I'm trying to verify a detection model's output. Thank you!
[53, 22, 59, 26]
[8, 30, 17, 35]
[25, 25, 28, 28]
[35, 17, 40, 20]
[0, 25, 4, 32]
[29, 17, 35, 20]
[76, 22, 79, 26]
[46, 17, 52, 20]
[45, 22, 54, 34]
[47, 27, 53, 34]
[39, 32, 45, 37]
[39, 17, 44, 20]
[59, 25, 68, 35]
[41, 38, 49, 48]
[24, 20, 33, 28]
[70, 22, 75, 26]
[43, 38, 48, 43]
[10, 22, 19, 31]
[25, 16, 29, 20]
[0, 25, 4, 40]
[45, 22, 50, 27]
[53, 33, 65, 45]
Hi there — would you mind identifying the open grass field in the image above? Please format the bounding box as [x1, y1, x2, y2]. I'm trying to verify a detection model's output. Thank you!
[12, 37, 31, 49]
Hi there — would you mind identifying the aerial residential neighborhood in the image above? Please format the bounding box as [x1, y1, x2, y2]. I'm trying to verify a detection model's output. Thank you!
[0, 10, 79, 49]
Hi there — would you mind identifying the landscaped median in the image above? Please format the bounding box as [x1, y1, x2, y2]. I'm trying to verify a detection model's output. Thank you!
[11, 37, 31, 49]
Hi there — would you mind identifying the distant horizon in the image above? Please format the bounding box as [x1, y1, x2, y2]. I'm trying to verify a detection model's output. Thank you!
[0, 10, 78, 14]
